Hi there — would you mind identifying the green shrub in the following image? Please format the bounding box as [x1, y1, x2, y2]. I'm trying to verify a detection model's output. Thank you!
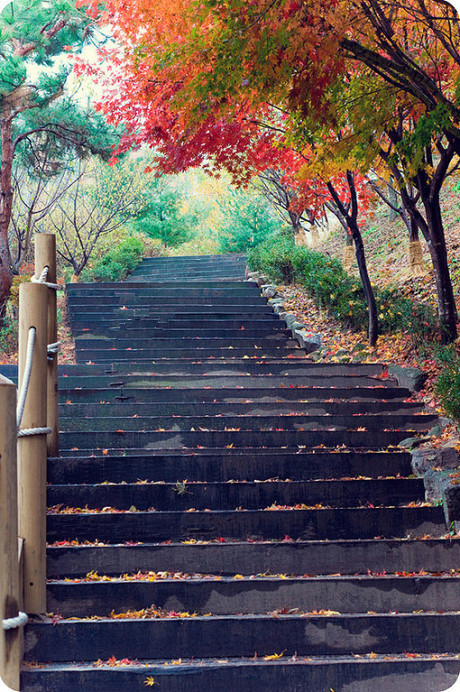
[247, 233, 437, 337]
[434, 345, 460, 421]
[86, 237, 144, 282]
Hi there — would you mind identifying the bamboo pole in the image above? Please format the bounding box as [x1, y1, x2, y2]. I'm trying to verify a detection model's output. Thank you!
[0, 375, 22, 690]
[35, 234, 59, 457]
[17, 282, 48, 614]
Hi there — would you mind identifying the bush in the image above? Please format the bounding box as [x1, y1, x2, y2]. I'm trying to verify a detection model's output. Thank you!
[247, 233, 437, 337]
[85, 237, 144, 282]
[434, 345, 460, 421]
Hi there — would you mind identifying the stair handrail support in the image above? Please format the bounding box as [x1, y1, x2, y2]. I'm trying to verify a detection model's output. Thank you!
[17, 281, 48, 618]
[34, 234, 59, 457]
[0, 376, 22, 691]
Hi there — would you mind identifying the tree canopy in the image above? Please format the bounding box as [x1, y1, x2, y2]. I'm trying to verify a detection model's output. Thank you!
[78, 0, 460, 341]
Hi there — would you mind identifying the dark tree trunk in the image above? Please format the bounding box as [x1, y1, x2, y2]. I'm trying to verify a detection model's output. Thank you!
[423, 195, 458, 342]
[0, 113, 14, 327]
[349, 218, 378, 347]
[385, 131, 458, 343]
[327, 173, 378, 347]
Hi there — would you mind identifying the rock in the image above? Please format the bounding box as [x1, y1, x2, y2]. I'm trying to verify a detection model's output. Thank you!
[428, 425, 444, 438]
[424, 468, 454, 502]
[443, 475, 460, 524]
[273, 304, 286, 315]
[411, 446, 459, 477]
[388, 364, 428, 392]
[294, 329, 322, 353]
[262, 284, 278, 299]
[352, 342, 368, 353]
[284, 313, 298, 327]
[352, 351, 369, 362]
[256, 275, 270, 287]
[398, 436, 430, 449]
[334, 348, 351, 358]
[290, 321, 306, 333]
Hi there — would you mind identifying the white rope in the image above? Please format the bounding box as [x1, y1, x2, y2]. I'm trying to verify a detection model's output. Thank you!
[2, 611, 28, 630]
[16, 327, 36, 428]
[47, 341, 61, 354]
[18, 427, 52, 438]
[31, 266, 60, 291]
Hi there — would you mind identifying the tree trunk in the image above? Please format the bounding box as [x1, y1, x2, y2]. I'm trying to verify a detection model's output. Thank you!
[424, 197, 458, 342]
[388, 180, 398, 222]
[351, 222, 378, 346]
[343, 230, 354, 271]
[0, 113, 14, 327]
[327, 176, 378, 347]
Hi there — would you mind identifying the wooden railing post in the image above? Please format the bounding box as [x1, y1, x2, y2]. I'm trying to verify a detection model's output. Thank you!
[0, 375, 22, 691]
[17, 282, 48, 615]
[35, 233, 59, 457]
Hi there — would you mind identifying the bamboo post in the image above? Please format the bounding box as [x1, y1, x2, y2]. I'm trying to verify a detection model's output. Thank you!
[35, 234, 59, 457]
[17, 282, 48, 614]
[0, 376, 22, 690]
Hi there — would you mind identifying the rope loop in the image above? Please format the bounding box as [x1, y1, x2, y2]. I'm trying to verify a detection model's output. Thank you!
[31, 266, 60, 291]
[16, 327, 36, 428]
[18, 427, 52, 438]
[2, 611, 28, 630]
[47, 341, 61, 354]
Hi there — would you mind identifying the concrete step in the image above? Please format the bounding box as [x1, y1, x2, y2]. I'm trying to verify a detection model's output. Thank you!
[57, 428, 420, 451]
[46, 538, 460, 579]
[58, 412, 435, 432]
[55, 373, 396, 388]
[46, 571, 460, 618]
[47, 478, 425, 511]
[47, 449, 414, 483]
[57, 385, 412, 403]
[58, 401, 423, 418]
[20, 654, 460, 692]
[24, 613, 460, 662]
[74, 347, 306, 362]
[46, 506, 445, 543]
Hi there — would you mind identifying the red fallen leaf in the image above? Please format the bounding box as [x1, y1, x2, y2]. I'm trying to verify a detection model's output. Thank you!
[102, 449, 109, 456]
[115, 429, 126, 434]
[51, 612, 63, 626]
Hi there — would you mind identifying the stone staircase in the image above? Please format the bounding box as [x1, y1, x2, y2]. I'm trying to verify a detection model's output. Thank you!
[15, 254, 460, 690]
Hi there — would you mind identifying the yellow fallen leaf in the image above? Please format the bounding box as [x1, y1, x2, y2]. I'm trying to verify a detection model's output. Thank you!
[263, 652, 285, 661]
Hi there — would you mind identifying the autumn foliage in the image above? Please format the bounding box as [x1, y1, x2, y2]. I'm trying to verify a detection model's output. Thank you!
[78, 0, 460, 342]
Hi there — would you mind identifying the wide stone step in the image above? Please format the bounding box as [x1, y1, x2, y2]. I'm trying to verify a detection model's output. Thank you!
[74, 334, 291, 349]
[46, 506, 445, 543]
[58, 413, 435, 432]
[58, 428, 418, 451]
[58, 385, 411, 403]
[67, 298, 270, 307]
[55, 373, 394, 388]
[130, 271, 246, 279]
[46, 538, 460, 579]
[46, 571, 460, 618]
[59, 360, 386, 377]
[20, 654, 460, 692]
[48, 450, 414, 483]
[47, 478, 425, 511]
[66, 283, 258, 293]
[66, 295, 273, 307]
[24, 613, 460, 662]
[58, 400, 423, 418]
[74, 346, 305, 361]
